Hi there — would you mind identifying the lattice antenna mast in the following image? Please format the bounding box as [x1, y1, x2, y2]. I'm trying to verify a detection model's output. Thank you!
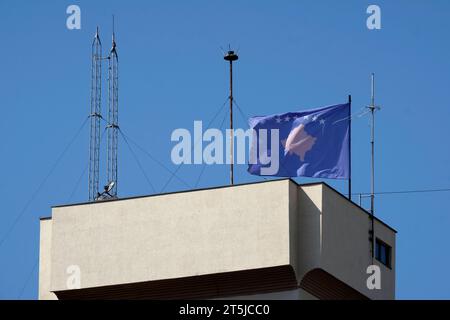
[88, 27, 102, 201]
[106, 17, 119, 198]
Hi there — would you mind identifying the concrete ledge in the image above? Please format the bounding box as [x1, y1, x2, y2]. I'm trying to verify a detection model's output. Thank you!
[54, 265, 298, 300]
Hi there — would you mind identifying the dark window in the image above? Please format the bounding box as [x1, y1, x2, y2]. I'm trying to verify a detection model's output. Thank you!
[375, 238, 391, 268]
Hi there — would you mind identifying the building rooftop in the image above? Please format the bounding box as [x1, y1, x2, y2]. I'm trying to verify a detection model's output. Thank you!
[43, 178, 396, 233]
[39, 179, 396, 300]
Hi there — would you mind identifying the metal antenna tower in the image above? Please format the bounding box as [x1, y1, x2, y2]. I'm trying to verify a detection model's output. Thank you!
[106, 17, 119, 198]
[88, 27, 102, 201]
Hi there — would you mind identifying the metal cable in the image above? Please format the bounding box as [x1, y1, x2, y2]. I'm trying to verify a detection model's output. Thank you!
[119, 129, 156, 193]
[118, 130, 192, 189]
[18, 257, 39, 299]
[194, 107, 230, 188]
[0, 116, 89, 249]
[352, 188, 450, 196]
[67, 128, 108, 203]
[160, 96, 230, 193]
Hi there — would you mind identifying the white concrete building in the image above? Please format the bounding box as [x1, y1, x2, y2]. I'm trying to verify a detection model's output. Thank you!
[39, 179, 396, 300]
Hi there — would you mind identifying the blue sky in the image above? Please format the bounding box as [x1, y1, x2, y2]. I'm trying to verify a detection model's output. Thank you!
[1, 0, 449, 299]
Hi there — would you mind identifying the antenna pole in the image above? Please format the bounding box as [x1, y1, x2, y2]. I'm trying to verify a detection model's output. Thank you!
[89, 27, 102, 201]
[368, 72, 378, 260]
[370, 73, 375, 216]
[224, 50, 238, 185]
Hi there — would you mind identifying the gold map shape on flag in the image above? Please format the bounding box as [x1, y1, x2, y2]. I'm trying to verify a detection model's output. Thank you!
[281, 124, 317, 161]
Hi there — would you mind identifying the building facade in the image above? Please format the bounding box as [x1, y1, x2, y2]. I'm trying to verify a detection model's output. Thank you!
[39, 179, 396, 300]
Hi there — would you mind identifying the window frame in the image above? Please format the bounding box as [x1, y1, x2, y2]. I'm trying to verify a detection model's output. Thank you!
[375, 238, 392, 269]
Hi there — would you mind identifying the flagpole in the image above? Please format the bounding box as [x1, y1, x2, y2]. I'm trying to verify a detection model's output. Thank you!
[348, 94, 352, 201]
[224, 50, 238, 185]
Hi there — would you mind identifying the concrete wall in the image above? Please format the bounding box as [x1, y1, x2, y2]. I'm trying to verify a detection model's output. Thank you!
[39, 179, 396, 300]
[320, 184, 395, 299]
[48, 180, 292, 292]
[38, 218, 57, 300]
[294, 184, 322, 281]
[373, 214, 396, 298]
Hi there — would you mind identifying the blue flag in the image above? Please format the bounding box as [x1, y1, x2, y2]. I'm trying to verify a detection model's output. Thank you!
[248, 103, 350, 179]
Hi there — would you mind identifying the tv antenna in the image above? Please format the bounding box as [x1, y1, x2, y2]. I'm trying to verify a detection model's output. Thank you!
[368, 73, 381, 259]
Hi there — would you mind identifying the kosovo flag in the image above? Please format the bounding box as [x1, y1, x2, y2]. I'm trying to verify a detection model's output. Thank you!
[248, 103, 350, 179]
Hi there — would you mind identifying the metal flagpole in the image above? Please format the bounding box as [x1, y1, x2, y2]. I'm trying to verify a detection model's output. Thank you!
[224, 50, 238, 185]
[348, 94, 352, 200]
